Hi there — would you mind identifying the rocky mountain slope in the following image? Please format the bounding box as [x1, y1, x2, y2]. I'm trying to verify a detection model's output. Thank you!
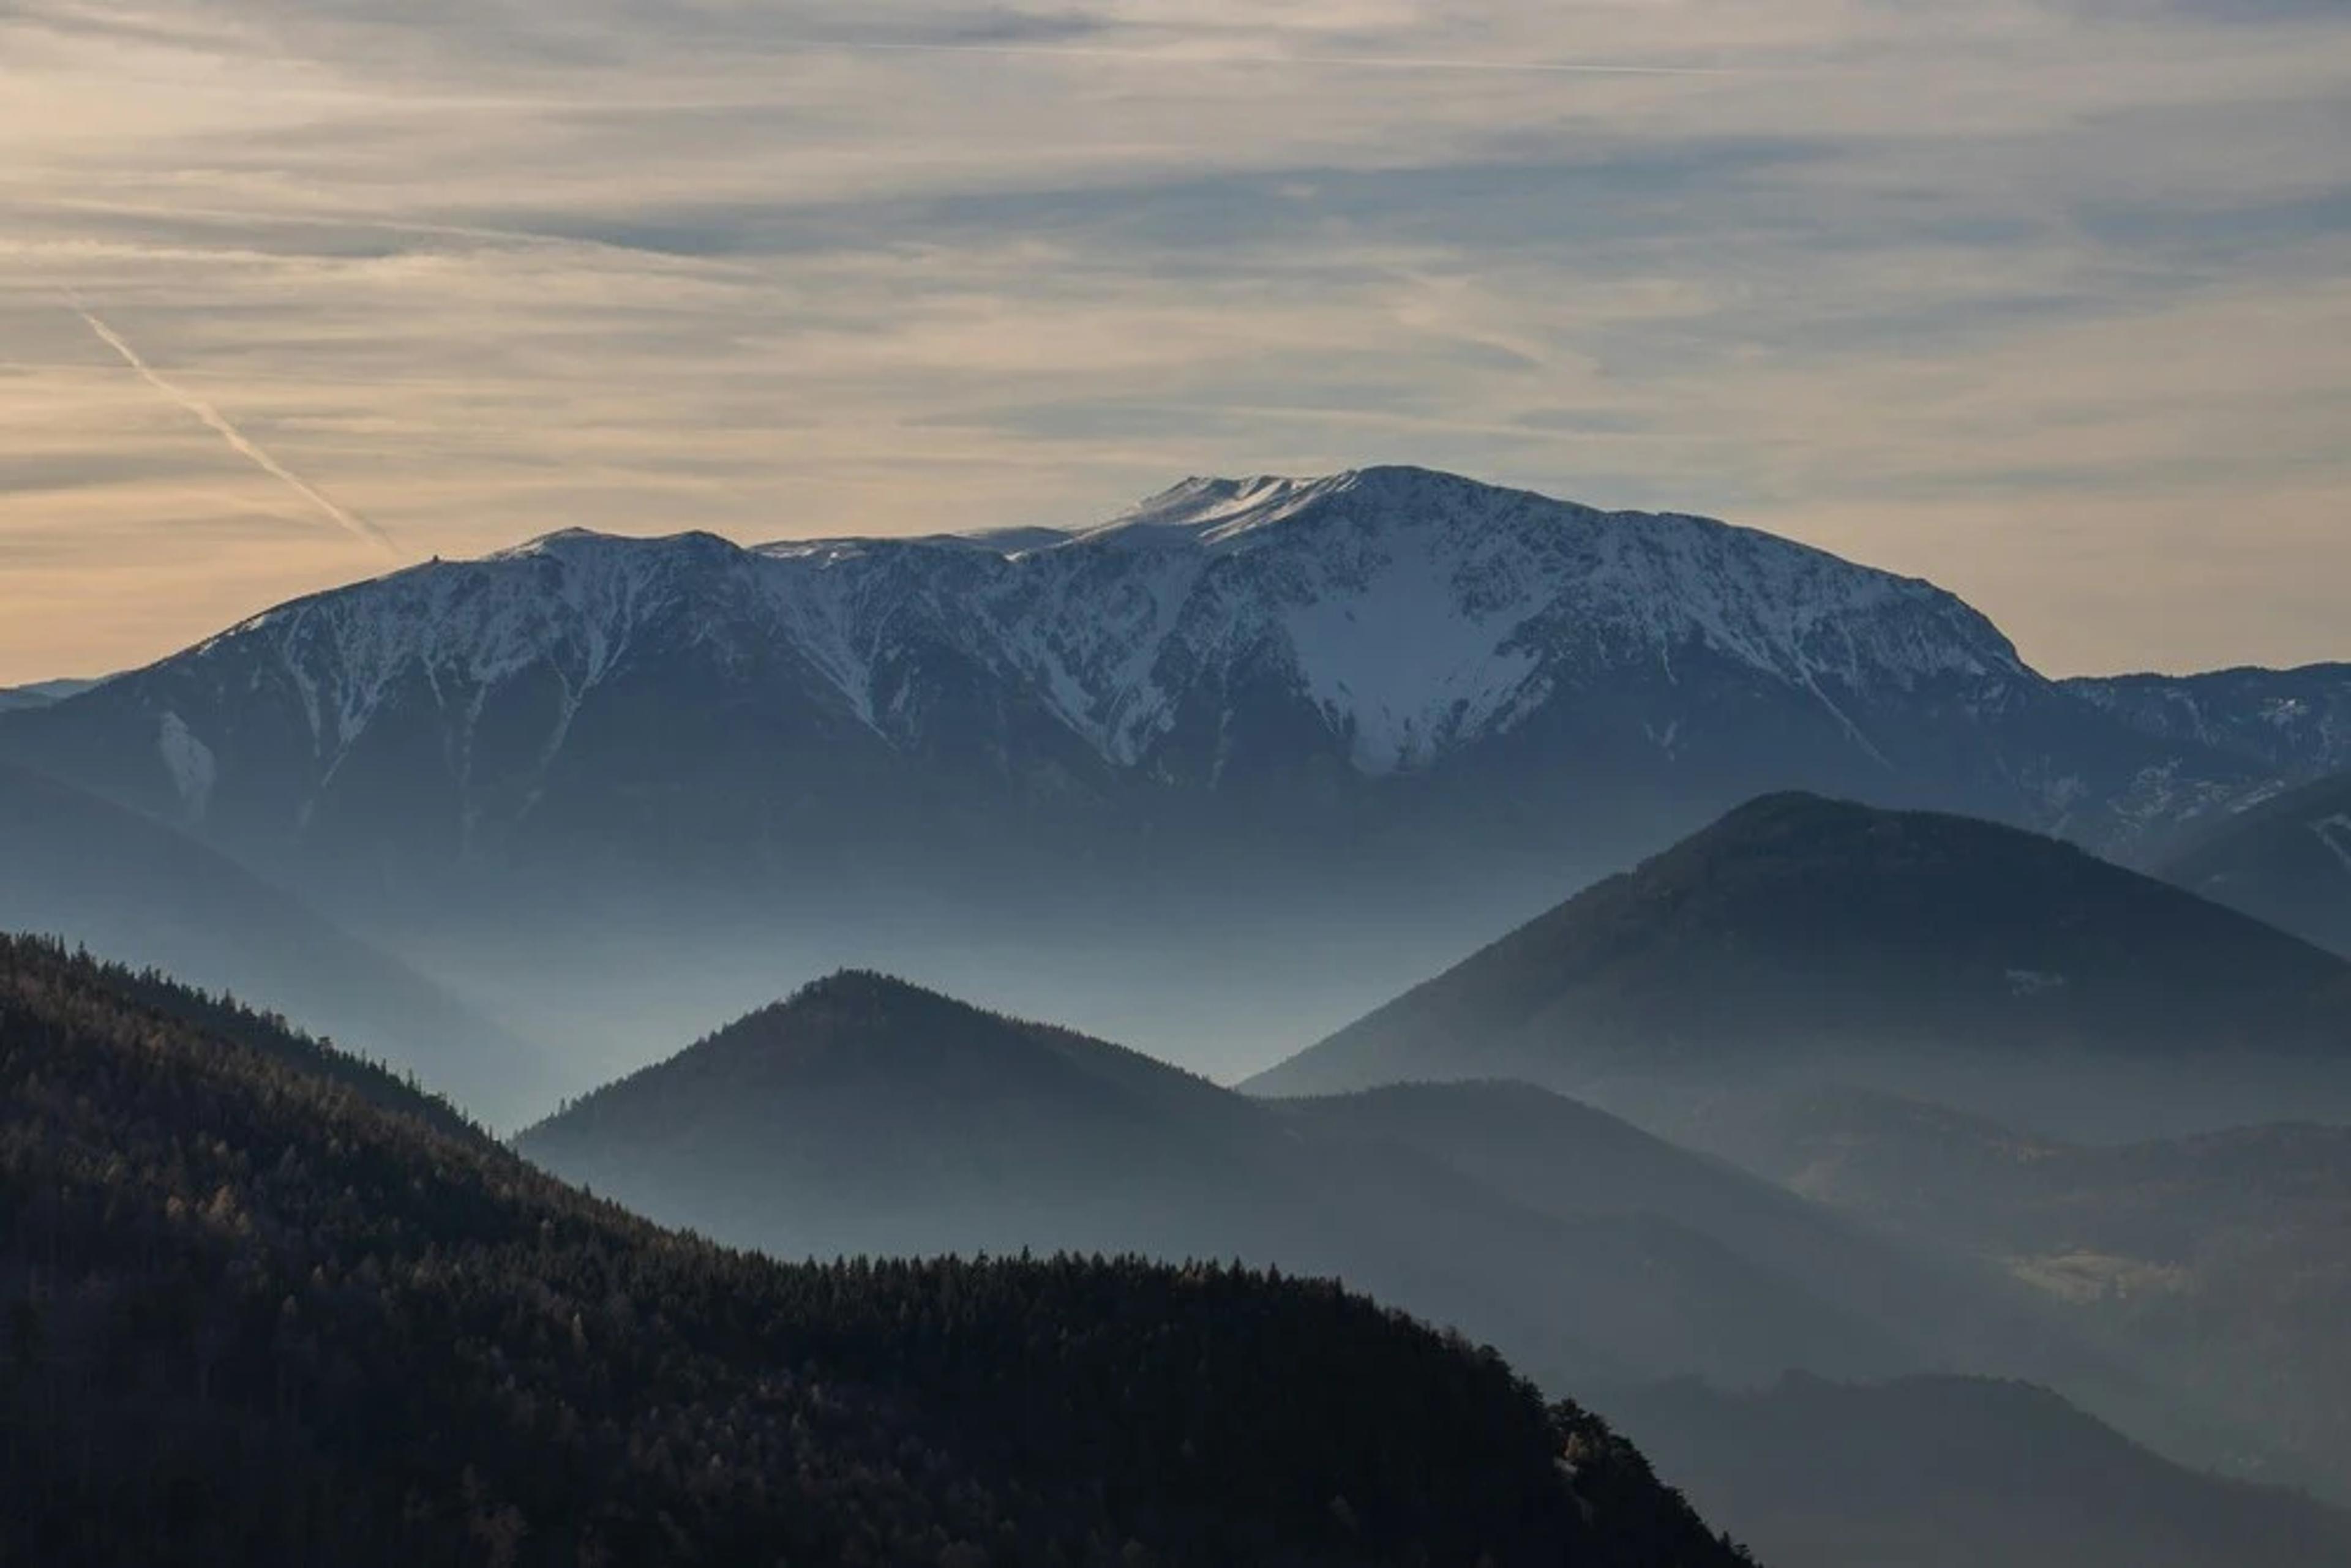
[0, 468, 2262, 917]
[2068, 665, 2351, 784]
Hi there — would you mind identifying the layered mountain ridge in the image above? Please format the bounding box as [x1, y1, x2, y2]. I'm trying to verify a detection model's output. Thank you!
[519, 965, 2336, 1530]
[517, 969, 1971, 1392]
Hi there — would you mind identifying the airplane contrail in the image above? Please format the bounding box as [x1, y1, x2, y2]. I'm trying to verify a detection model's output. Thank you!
[72, 306, 400, 558]
[784, 39, 1745, 76]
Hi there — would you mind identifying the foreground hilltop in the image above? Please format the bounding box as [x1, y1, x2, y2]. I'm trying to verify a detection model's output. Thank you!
[0, 934, 1748, 1567]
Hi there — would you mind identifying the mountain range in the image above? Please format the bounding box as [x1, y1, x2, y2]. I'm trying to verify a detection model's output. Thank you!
[1249, 792, 2351, 1141]
[6, 462, 2349, 1562]
[2, 465, 2334, 1088]
[0, 934, 1751, 1567]
[517, 970, 2021, 1393]
[514, 962, 2351, 1555]
[2066, 664, 2351, 784]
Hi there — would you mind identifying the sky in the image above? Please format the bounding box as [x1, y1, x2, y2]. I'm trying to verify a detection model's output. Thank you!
[2, 0, 2347, 685]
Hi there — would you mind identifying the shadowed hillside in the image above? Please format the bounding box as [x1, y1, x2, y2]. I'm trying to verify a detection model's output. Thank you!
[0, 936, 1749, 1567]
[1605, 1375, 2351, 1568]
[522, 973, 2246, 1437]
[1250, 792, 2351, 1139]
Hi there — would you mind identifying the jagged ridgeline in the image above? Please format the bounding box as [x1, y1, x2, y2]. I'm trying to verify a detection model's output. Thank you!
[0, 936, 1751, 1568]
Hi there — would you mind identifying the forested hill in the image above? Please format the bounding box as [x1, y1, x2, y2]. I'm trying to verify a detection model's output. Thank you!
[0, 934, 482, 1144]
[1253, 792, 2351, 1112]
[0, 937, 1752, 1567]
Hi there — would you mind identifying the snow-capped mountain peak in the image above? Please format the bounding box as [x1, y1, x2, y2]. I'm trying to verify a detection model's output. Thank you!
[9, 467, 2197, 871]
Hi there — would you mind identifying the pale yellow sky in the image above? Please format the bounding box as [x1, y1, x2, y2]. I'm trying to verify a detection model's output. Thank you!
[3, 0, 2348, 685]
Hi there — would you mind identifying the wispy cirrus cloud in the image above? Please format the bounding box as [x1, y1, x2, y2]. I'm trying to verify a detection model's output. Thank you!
[0, 0, 2346, 680]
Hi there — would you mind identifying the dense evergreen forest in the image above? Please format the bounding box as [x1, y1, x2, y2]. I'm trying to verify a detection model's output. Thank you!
[0, 936, 1752, 1567]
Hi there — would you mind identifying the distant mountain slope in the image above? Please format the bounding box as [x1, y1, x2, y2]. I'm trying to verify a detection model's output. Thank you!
[0, 678, 98, 713]
[1606, 1375, 2351, 1568]
[2068, 664, 2351, 783]
[1718, 1089, 2351, 1496]
[1248, 793, 2351, 1136]
[0, 759, 541, 1122]
[521, 971, 1262, 1258]
[0, 939, 1750, 1568]
[1273, 1081, 2107, 1392]
[2162, 770, 2351, 956]
[518, 972, 2064, 1392]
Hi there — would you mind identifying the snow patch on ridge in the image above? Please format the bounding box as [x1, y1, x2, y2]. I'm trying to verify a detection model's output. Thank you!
[2314, 816, 2351, 877]
[1277, 517, 1542, 774]
[157, 712, 216, 819]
